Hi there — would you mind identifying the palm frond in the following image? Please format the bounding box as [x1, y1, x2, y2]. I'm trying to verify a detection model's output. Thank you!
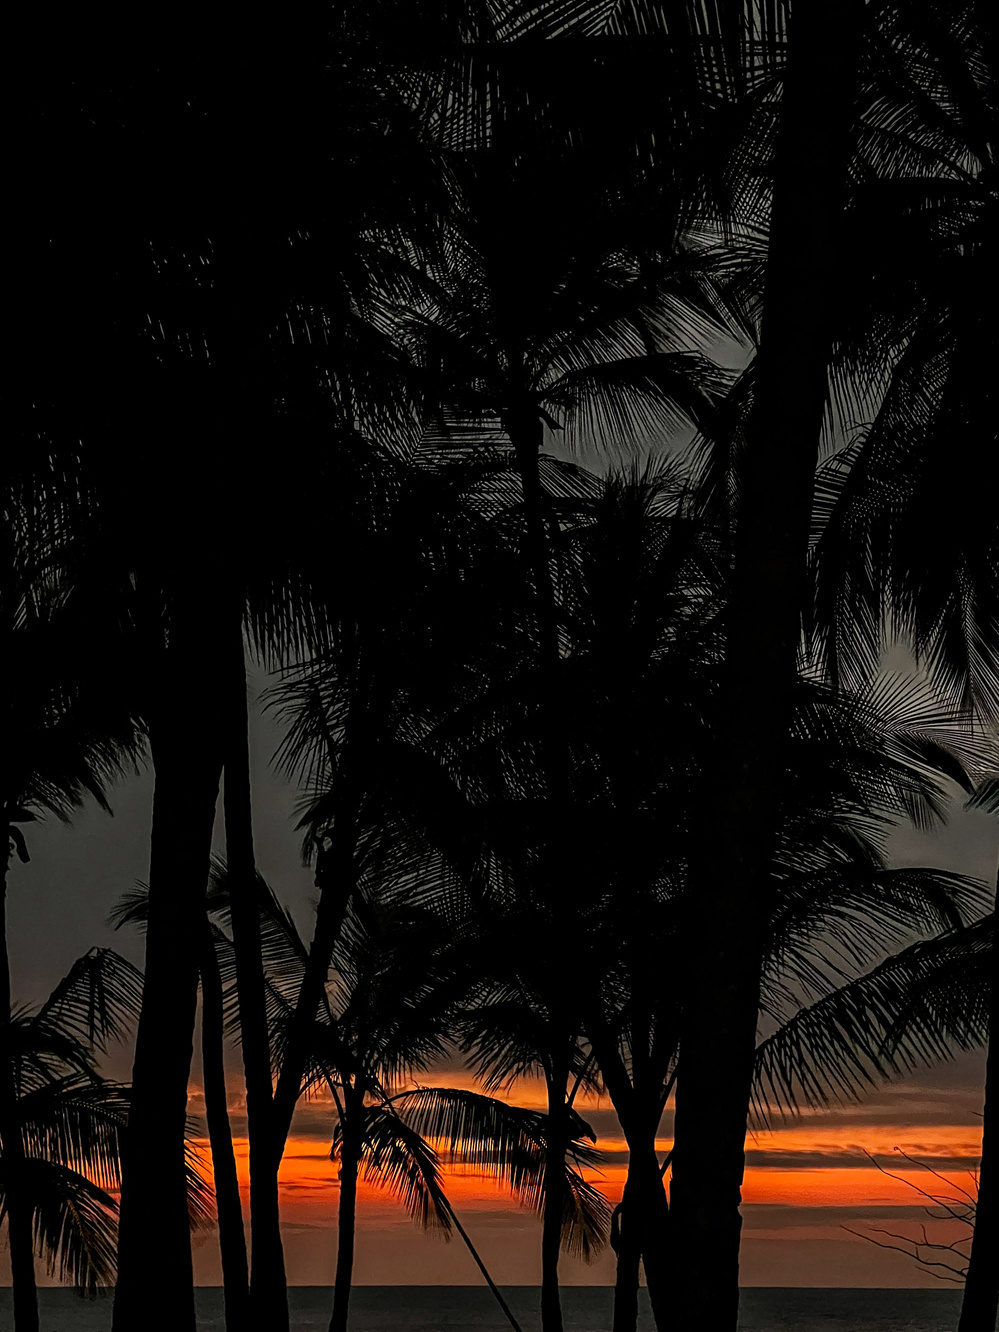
[754, 914, 993, 1119]
[3, 1159, 118, 1294]
[34, 949, 144, 1053]
[354, 1105, 453, 1235]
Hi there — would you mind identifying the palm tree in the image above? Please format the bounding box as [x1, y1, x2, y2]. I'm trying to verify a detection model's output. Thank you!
[962, 786, 999, 1332]
[458, 927, 610, 1332]
[755, 774, 999, 1332]
[1, 954, 132, 1312]
[396, 25, 768, 1325]
[666, 0, 870, 1321]
[639, 3, 993, 1321]
[798, 9, 998, 1321]
[200, 858, 607, 1332]
[1, 953, 130, 1291]
[2, 485, 142, 1331]
[0, 948, 214, 1321]
[110, 877, 251, 1332]
[319, 964, 608, 1332]
[407, 145, 733, 666]
[10, 4, 453, 1322]
[537, 468, 994, 1331]
[9, 9, 747, 1325]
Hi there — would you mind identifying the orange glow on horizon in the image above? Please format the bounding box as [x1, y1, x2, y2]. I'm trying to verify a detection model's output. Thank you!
[191, 1118, 980, 1223]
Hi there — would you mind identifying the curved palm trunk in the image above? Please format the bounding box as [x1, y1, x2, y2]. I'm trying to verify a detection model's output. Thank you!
[272, 809, 358, 1154]
[446, 1203, 525, 1332]
[668, 8, 863, 1329]
[612, 1195, 642, 1332]
[1, 853, 39, 1332]
[586, 1021, 672, 1332]
[958, 865, 999, 1331]
[329, 1118, 361, 1332]
[634, 1142, 671, 1331]
[223, 624, 289, 1330]
[612, 1116, 670, 1332]
[200, 922, 250, 1331]
[113, 601, 226, 1332]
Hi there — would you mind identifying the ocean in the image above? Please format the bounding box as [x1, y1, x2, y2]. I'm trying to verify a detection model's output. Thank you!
[3, 1287, 967, 1330]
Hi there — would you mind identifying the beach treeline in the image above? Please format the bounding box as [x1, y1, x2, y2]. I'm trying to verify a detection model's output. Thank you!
[5, 3, 998, 1332]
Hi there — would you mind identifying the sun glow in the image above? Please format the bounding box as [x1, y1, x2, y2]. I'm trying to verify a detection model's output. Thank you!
[192, 1117, 981, 1222]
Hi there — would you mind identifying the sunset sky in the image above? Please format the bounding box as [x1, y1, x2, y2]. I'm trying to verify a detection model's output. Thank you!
[9, 667, 997, 1289]
[173, 1056, 988, 1289]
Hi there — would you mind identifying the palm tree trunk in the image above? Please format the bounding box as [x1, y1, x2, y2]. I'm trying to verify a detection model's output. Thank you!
[585, 1024, 673, 1332]
[541, 1059, 568, 1332]
[958, 881, 999, 1331]
[223, 622, 289, 1330]
[1, 852, 39, 1332]
[612, 1194, 641, 1332]
[511, 409, 571, 1332]
[445, 1203, 525, 1332]
[199, 922, 250, 1331]
[668, 6, 863, 1329]
[635, 1143, 671, 1332]
[272, 814, 357, 1154]
[113, 601, 226, 1332]
[329, 1125, 360, 1332]
[612, 1120, 670, 1332]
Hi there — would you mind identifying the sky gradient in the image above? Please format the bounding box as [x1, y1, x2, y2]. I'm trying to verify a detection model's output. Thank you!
[6, 667, 997, 1288]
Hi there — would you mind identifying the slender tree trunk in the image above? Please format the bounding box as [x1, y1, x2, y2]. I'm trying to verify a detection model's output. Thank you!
[329, 1124, 360, 1332]
[612, 1193, 642, 1332]
[958, 891, 999, 1331]
[586, 1024, 673, 1332]
[511, 411, 571, 1332]
[208, 21, 292, 1316]
[541, 1059, 568, 1332]
[1, 852, 39, 1332]
[200, 922, 250, 1332]
[113, 599, 226, 1332]
[668, 7, 864, 1330]
[272, 814, 357, 1154]
[223, 621, 289, 1330]
[446, 1203, 525, 1332]
[635, 1142, 671, 1332]
[612, 1118, 670, 1332]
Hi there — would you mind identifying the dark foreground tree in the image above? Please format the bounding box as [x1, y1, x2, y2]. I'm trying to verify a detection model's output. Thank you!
[111, 879, 251, 1332]
[668, 4, 866, 1326]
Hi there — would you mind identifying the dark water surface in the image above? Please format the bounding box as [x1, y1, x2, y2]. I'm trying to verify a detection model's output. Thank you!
[5, 1286, 966, 1330]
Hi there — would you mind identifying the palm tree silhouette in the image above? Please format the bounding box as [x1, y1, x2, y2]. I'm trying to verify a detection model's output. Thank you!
[3, 491, 141, 1332]
[110, 877, 251, 1331]
[525, 468, 990, 1331]
[800, 11, 998, 1321]
[0, 947, 213, 1324]
[11, 3, 453, 1322]
[200, 859, 605, 1332]
[756, 775, 998, 1332]
[666, 0, 869, 1319]
[13, 6, 996, 1329]
[1, 951, 135, 1324]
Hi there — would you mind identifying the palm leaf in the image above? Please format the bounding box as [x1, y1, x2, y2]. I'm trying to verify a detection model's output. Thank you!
[754, 915, 993, 1118]
[2, 1159, 118, 1294]
[34, 948, 144, 1053]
